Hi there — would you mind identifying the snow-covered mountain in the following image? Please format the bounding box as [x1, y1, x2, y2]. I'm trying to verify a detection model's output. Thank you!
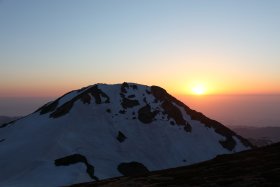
[0, 83, 251, 186]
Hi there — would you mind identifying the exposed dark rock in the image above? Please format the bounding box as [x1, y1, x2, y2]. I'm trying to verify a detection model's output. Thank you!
[188, 111, 239, 150]
[119, 110, 126, 114]
[219, 138, 236, 151]
[50, 102, 74, 118]
[35, 90, 77, 115]
[128, 95, 135, 98]
[55, 154, 99, 181]
[106, 109, 111, 113]
[149, 87, 192, 132]
[89, 86, 110, 104]
[151, 86, 252, 151]
[120, 93, 125, 98]
[0, 121, 15, 128]
[143, 97, 147, 103]
[77, 86, 89, 93]
[150, 86, 167, 101]
[119, 83, 140, 109]
[132, 85, 138, 90]
[121, 98, 139, 109]
[0, 139, 5, 143]
[117, 131, 127, 143]
[80, 93, 91, 104]
[121, 82, 129, 93]
[138, 105, 158, 124]
[38, 100, 59, 115]
[117, 162, 149, 176]
[50, 85, 110, 118]
[55, 154, 86, 166]
[170, 121, 175, 125]
[184, 123, 192, 133]
[146, 90, 151, 94]
[0, 116, 27, 129]
[162, 101, 188, 127]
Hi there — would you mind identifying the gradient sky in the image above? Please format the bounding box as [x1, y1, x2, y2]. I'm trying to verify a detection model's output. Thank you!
[0, 0, 279, 97]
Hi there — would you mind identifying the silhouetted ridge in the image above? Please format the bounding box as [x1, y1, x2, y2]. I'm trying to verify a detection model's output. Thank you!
[36, 85, 110, 118]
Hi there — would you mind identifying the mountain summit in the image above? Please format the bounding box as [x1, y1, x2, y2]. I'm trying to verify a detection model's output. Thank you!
[0, 83, 251, 186]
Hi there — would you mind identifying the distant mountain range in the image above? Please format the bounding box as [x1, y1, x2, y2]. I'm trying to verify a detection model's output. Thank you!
[231, 126, 280, 147]
[0, 83, 251, 186]
[71, 142, 280, 187]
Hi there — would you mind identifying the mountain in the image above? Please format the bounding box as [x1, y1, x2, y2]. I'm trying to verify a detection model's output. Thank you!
[0, 83, 251, 186]
[71, 142, 280, 187]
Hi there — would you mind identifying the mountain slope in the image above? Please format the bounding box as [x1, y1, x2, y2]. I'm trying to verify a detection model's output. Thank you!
[0, 116, 21, 126]
[0, 83, 251, 186]
[72, 142, 280, 187]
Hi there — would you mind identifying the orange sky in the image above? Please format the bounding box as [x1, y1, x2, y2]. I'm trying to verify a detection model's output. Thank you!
[0, 1, 279, 97]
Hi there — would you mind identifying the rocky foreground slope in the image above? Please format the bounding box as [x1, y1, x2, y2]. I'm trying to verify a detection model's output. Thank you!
[72, 142, 280, 187]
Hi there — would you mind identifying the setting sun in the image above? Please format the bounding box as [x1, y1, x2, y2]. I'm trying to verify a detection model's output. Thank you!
[192, 84, 206, 95]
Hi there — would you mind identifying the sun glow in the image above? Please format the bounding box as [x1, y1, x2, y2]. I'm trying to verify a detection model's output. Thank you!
[192, 84, 206, 95]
